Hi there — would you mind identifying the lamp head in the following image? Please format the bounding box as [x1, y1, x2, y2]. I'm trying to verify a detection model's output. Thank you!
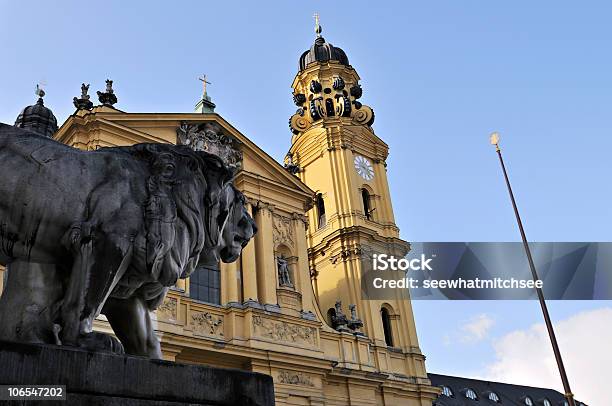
[490, 132, 500, 146]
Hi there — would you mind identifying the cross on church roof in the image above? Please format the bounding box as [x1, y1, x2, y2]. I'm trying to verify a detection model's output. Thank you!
[198, 74, 211, 97]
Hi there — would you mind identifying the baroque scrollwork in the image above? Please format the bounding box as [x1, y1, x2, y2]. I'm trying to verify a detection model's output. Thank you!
[289, 111, 312, 134]
[293, 93, 306, 106]
[353, 105, 375, 126]
[252, 315, 316, 345]
[289, 75, 375, 131]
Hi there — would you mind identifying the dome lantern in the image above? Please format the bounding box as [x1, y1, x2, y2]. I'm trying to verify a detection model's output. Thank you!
[14, 85, 58, 138]
[298, 19, 350, 71]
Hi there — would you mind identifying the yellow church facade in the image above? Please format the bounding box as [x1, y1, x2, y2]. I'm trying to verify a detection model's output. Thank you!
[0, 25, 438, 406]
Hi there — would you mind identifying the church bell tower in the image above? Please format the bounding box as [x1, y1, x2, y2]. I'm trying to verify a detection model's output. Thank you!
[287, 18, 430, 384]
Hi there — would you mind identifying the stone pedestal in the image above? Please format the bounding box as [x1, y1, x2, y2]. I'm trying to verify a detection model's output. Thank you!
[0, 340, 275, 405]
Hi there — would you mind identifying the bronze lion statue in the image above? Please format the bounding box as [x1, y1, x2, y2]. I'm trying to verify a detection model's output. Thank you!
[0, 123, 256, 358]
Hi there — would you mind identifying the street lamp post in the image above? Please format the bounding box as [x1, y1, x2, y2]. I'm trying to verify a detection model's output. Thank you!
[490, 132, 576, 406]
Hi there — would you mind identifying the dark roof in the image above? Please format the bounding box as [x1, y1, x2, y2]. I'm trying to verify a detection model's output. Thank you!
[299, 36, 350, 71]
[429, 373, 587, 406]
[14, 97, 58, 138]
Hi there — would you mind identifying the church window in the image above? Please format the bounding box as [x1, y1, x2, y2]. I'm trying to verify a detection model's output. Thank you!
[441, 386, 453, 397]
[189, 263, 220, 304]
[489, 391, 500, 402]
[465, 388, 478, 400]
[361, 188, 372, 220]
[381, 307, 394, 346]
[542, 399, 551, 406]
[524, 396, 533, 406]
[316, 193, 326, 228]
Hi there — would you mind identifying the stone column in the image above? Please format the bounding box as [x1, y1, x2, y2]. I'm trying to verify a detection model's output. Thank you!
[241, 202, 258, 303]
[254, 204, 277, 305]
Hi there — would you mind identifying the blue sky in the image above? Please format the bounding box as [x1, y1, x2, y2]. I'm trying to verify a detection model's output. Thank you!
[1, 1, 610, 401]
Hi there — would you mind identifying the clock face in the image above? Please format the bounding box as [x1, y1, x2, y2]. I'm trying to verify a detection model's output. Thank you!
[354, 155, 374, 181]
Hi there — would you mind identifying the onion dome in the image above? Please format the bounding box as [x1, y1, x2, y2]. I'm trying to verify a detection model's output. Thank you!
[14, 86, 58, 138]
[299, 24, 349, 71]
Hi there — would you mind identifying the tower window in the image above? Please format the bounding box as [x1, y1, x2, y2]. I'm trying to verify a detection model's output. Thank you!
[325, 98, 335, 117]
[316, 193, 326, 228]
[361, 188, 372, 220]
[189, 263, 220, 304]
[381, 307, 393, 346]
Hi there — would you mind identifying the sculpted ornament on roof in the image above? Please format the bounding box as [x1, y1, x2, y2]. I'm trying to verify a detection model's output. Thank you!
[177, 121, 243, 169]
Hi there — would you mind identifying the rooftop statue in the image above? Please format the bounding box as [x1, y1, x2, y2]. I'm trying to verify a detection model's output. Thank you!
[0, 123, 256, 358]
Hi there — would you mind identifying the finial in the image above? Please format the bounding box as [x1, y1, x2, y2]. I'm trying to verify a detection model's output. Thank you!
[35, 84, 45, 99]
[97, 79, 118, 106]
[74, 83, 93, 110]
[198, 74, 211, 97]
[313, 13, 322, 37]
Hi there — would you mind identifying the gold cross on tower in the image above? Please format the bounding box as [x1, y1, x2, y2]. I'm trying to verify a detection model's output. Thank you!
[198, 74, 211, 97]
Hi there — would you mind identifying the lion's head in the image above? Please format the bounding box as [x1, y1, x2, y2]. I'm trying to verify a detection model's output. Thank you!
[212, 184, 257, 263]
[126, 143, 255, 285]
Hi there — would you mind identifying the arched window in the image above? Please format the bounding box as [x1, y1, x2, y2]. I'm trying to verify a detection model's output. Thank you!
[524, 396, 533, 406]
[361, 188, 372, 220]
[381, 307, 394, 346]
[464, 388, 478, 401]
[316, 193, 326, 228]
[441, 386, 453, 397]
[542, 399, 551, 406]
[488, 392, 500, 402]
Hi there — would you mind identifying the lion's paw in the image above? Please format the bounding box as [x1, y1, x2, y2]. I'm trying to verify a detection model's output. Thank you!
[77, 332, 125, 355]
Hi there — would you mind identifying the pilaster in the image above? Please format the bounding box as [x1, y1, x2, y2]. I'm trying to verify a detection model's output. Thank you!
[241, 202, 259, 303]
[254, 203, 278, 305]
